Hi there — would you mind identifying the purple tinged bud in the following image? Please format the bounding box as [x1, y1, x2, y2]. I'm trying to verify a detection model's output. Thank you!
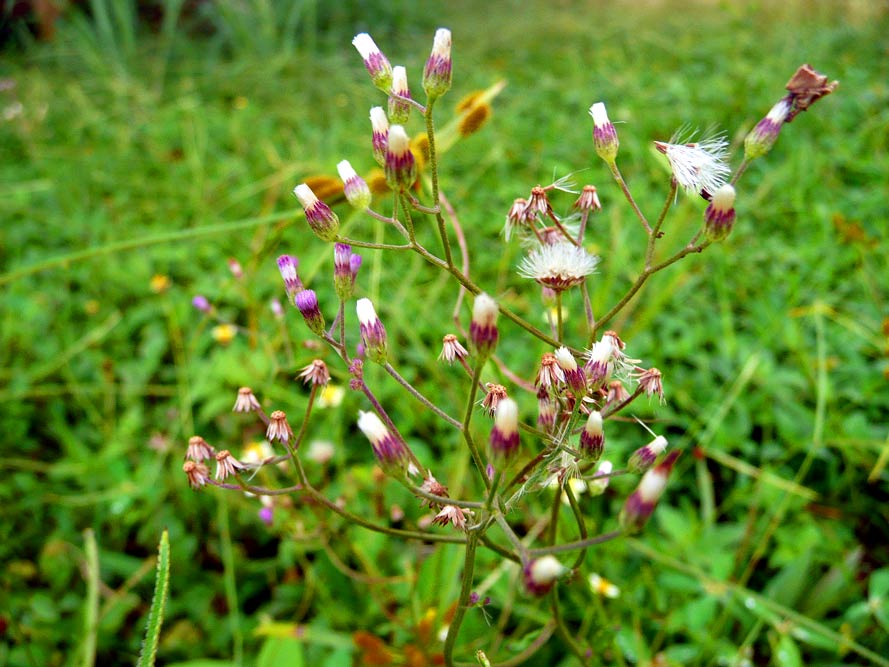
[384, 125, 417, 191]
[470, 292, 499, 357]
[423, 28, 452, 100]
[192, 295, 211, 313]
[295, 289, 325, 336]
[554, 347, 587, 397]
[352, 33, 393, 93]
[580, 411, 604, 461]
[334, 243, 355, 301]
[704, 184, 737, 242]
[744, 97, 792, 161]
[369, 106, 389, 167]
[276, 255, 304, 303]
[293, 183, 339, 241]
[619, 450, 681, 533]
[357, 410, 407, 468]
[628, 435, 668, 474]
[356, 298, 387, 364]
[388, 65, 412, 125]
[336, 160, 372, 211]
[590, 102, 619, 165]
[523, 556, 568, 596]
[490, 397, 520, 460]
[536, 386, 556, 433]
[349, 254, 362, 283]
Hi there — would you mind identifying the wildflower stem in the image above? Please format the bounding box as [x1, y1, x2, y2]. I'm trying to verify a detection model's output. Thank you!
[493, 507, 528, 559]
[580, 280, 594, 332]
[601, 384, 645, 418]
[443, 531, 479, 666]
[550, 587, 589, 665]
[291, 456, 465, 545]
[425, 100, 456, 268]
[646, 179, 679, 266]
[463, 361, 492, 489]
[609, 162, 652, 234]
[731, 158, 752, 185]
[398, 194, 417, 245]
[362, 209, 411, 238]
[529, 530, 623, 557]
[334, 236, 412, 251]
[384, 362, 462, 429]
[563, 483, 588, 569]
[406, 483, 485, 509]
[555, 291, 564, 341]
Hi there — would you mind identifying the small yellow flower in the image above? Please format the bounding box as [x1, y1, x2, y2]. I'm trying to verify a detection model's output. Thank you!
[233, 95, 248, 110]
[588, 573, 620, 598]
[241, 441, 274, 465]
[150, 274, 171, 294]
[84, 299, 100, 315]
[316, 384, 345, 409]
[211, 324, 237, 346]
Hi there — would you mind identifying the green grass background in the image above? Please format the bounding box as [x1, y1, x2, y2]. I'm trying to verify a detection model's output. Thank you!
[1, 0, 888, 665]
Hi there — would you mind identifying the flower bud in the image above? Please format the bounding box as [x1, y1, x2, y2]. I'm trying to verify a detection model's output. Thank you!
[369, 106, 389, 167]
[293, 183, 339, 241]
[295, 289, 325, 336]
[470, 292, 498, 357]
[704, 184, 737, 242]
[619, 450, 681, 533]
[536, 387, 556, 433]
[357, 410, 407, 469]
[627, 434, 668, 473]
[589, 102, 619, 165]
[356, 298, 388, 364]
[384, 125, 417, 191]
[336, 160, 372, 211]
[276, 254, 303, 303]
[388, 65, 412, 125]
[523, 556, 568, 596]
[579, 411, 604, 461]
[489, 397, 520, 460]
[744, 98, 791, 161]
[554, 346, 587, 396]
[422, 28, 452, 100]
[333, 243, 357, 301]
[352, 33, 393, 93]
[191, 294, 211, 313]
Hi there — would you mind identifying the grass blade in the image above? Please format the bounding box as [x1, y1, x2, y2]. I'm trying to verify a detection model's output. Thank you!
[138, 529, 171, 667]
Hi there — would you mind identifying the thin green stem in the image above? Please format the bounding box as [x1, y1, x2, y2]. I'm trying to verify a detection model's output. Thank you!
[463, 361, 492, 489]
[529, 530, 623, 557]
[555, 291, 564, 341]
[563, 483, 588, 569]
[550, 587, 589, 665]
[425, 99, 456, 268]
[443, 532, 480, 667]
[646, 179, 679, 267]
[609, 162, 651, 234]
[384, 362, 462, 429]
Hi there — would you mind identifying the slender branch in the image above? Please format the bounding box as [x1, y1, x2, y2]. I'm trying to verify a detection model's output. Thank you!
[443, 532, 480, 666]
[528, 530, 623, 557]
[384, 362, 462, 429]
[609, 162, 651, 234]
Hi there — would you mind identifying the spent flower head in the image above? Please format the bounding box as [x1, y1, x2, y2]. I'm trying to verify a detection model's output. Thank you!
[439, 334, 469, 364]
[518, 242, 599, 291]
[654, 131, 730, 198]
[298, 359, 330, 387]
[266, 410, 294, 444]
[233, 387, 261, 413]
[186, 435, 215, 462]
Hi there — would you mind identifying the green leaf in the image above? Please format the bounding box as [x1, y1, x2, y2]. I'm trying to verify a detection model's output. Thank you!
[137, 529, 171, 667]
[772, 634, 803, 667]
[257, 637, 305, 667]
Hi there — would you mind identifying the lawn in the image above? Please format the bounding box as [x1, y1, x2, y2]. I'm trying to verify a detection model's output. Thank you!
[1, 1, 888, 665]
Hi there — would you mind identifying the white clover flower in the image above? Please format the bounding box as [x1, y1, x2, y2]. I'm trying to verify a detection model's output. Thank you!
[654, 132, 730, 196]
[518, 242, 599, 291]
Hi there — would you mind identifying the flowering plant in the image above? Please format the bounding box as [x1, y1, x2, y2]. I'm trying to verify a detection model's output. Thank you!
[186, 29, 836, 665]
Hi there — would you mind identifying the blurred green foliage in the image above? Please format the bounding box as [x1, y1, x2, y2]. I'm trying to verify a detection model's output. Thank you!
[1, 0, 888, 665]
